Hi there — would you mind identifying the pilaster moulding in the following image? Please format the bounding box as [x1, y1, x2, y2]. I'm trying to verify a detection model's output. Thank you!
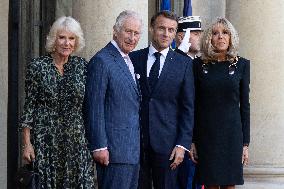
[244, 166, 284, 183]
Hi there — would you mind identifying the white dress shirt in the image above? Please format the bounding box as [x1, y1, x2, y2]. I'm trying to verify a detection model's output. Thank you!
[111, 40, 136, 82]
[147, 44, 169, 77]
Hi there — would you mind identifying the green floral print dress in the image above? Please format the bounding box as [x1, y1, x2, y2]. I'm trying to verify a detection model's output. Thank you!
[20, 54, 95, 189]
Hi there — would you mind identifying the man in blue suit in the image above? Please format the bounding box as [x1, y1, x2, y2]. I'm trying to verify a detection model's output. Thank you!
[130, 11, 195, 189]
[84, 10, 142, 189]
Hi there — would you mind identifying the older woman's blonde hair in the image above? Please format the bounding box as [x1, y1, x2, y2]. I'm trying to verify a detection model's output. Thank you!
[45, 16, 85, 53]
[200, 17, 239, 63]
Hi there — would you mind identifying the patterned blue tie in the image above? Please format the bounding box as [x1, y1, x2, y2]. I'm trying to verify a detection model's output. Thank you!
[148, 52, 161, 91]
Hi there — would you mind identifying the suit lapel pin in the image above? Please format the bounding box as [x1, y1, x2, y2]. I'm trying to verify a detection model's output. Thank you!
[136, 74, 140, 80]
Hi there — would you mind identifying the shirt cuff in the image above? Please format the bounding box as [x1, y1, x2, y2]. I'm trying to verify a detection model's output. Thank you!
[93, 147, 108, 153]
[176, 145, 190, 152]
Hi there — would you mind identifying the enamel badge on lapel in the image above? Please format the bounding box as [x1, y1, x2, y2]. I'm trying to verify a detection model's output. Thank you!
[202, 63, 209, 74]
[228, 56, 238, 75]
[136, 74, 140, 80]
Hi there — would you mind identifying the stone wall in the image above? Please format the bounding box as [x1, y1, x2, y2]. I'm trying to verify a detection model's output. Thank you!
[0, 0, 9, 188]
[227, 0, 284, 187]
[72, 0, 148, 60]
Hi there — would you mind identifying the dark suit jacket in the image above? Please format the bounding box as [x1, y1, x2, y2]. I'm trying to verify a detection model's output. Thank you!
[174, 48, 189, 58]
[130, 47, 195, 155]
[84, 42, 140, 164]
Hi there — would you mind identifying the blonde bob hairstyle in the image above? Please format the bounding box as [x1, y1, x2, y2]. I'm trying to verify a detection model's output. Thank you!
[200, 17, 239, 63]
[45, 16, 85, 53]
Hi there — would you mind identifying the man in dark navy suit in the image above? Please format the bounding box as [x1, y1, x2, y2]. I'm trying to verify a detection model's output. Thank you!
[84, 10, 142, 189]
[130, 10, 195, 189]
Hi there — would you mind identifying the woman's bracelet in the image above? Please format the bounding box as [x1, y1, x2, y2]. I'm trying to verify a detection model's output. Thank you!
[22, 143, 33, 149]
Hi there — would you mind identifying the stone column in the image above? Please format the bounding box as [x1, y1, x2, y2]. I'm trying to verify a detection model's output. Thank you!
[226, 0, 284, 188]
[148, 0, 156, 44]
[56, 0, 73, 18]
[0, 0, 8, 187]
[72, 0, 148, 60]
[192, 0, 226, 29]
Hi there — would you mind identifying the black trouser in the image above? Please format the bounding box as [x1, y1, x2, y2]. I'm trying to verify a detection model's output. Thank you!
[138, 147, 179, 189]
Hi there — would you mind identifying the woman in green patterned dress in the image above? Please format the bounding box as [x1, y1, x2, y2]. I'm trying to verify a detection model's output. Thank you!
[20, 16, 95, 188]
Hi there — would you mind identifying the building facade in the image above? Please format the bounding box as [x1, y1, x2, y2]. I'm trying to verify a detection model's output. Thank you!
[1, 0, 284, 188]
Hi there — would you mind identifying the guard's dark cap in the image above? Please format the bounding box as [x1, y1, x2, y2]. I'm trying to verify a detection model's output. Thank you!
[177, 16, 202, 32]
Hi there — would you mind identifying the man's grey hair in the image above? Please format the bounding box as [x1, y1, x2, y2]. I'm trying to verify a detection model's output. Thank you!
[113, 10, 142, 32]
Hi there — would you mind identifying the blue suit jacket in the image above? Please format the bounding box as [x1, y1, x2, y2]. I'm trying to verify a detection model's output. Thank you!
[84, 42, 140, 164]
[130, 47, 195, 155]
